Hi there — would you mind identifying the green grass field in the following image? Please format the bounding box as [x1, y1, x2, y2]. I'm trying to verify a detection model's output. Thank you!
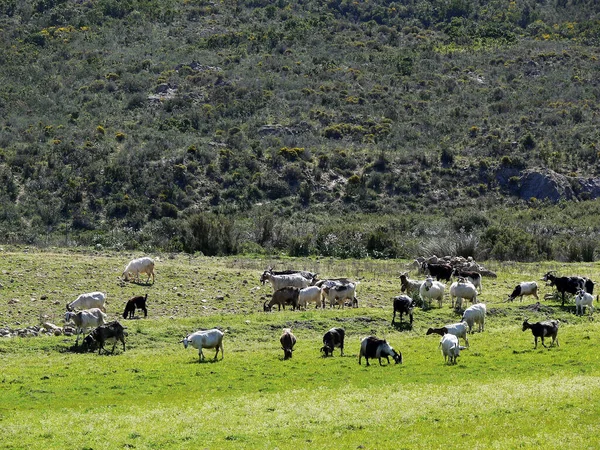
[1, 249, 599, 449]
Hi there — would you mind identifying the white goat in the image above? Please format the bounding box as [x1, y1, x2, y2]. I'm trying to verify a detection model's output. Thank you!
[575, 289, 594, 316]
[419, 277, 445, 308]
[462, 303, 486, 333]
[450, 278, 478, 310]
[297, 286, 323, 309]
[507, 281, 539, 302]
[322, 283, 358, 308]
[123, 257, 155, 284]
[440, 334, 461, 364]
[260, 271, 311, 292]
[64, 308, 108, 345]
[66, 291, 107, 312]
[426, 321, 469, 347]
[182, 329, 224, 362]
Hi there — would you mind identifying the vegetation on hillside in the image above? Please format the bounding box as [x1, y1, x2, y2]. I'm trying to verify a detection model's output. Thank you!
[1, 0, 600, 259]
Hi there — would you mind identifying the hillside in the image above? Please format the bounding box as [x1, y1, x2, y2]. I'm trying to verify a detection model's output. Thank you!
[1, 0, 600, 259]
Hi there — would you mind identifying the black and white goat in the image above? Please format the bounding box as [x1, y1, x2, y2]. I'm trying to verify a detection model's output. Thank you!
[507, 282, 539, 302]
[358, 336, 402, 366]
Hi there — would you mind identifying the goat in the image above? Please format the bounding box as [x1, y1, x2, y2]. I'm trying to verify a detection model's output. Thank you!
[82, 321, 126, 355]
[575, 289, 594, 316]
[358, 336, 402, 366]
[322, 283, 358, 308]
[280, 328, 296, 360]
[522, 319, 559, 349]
[508, 282, 539, 302]
[123, 257, 155, 284]
[263, 286, 299, 311]
[297, 286, 323, 309]
[426, 321, 469, 347]
[260, 270, 311, 292]
[421, 262, 453, 282]
[541, 271, 587, 306]
[462, 303, 486, 333]
[321, 327, 345, 357]
[66, 291, 107, 312]
[449, 278, 477, 310]
[440, 334, 463, 365]
[181, 329, 224, 362]
[452, 268, 482, 293]
[391, 295, 416, 325]
[122, 293, 148, 319]
[399, 273, 423, 299]
[419, 277, 445, 308]
[64, 308, 108, 345]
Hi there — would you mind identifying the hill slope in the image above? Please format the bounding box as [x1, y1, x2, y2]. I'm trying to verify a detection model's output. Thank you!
[1, 0, 600, 259]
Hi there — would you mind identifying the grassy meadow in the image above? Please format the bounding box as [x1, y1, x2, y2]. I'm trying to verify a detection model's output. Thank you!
[1, 249, 600, 449]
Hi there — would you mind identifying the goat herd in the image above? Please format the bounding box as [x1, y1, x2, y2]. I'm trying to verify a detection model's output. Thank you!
[255, 265, 594, 365]
[60, 259, 593, 366]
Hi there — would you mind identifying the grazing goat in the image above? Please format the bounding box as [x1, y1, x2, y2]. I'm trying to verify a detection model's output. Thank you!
[123, 257, 155, 284]
[440, 334, 462, 365]
[422, 262, 453, 282]
[297, 286, 323, 309]
[260, 270, 311, 292]
[452, 268, 482, 293]
[426, 321, 469, 347]
[399, 273, 423, 299]
[450, 278, 478, 310]
[321, 327, 345, 357]
[64, 308, 108, 345]
[358, 336, 402, 366]
[263, 286, 299, 311]
[508, 282, 539, 302]
[322, 283, 358, 308]
[83, 321, 126, 354]
[575, 289, 594, 316]
[280, 328, 296, 360]
[522, 319, 559, 349]
[462, 303, 486, 333]
[391, 295, 416, 325]
[123, 293, 148, 319]
[66, 291, 107, 312]
[541, 271, 587, 306]
[419, 277, 445, 308]
[182, 329, 224, 362]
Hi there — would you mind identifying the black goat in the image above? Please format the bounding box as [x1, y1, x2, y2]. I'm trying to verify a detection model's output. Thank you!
[422, 262, 453, 282]
[321, 327, 345, 357]
[83, 321, 126, 354]
[541, 272, 587, 306]
[123, 293, 148, 319]
[391, 295, 416, 325]
[452, 268, 482, 293]
[522, 319, 559, 349]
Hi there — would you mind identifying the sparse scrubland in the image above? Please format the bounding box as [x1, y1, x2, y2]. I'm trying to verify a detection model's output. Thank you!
[1, 249, 599, 448]
[1, 1, 600, 259]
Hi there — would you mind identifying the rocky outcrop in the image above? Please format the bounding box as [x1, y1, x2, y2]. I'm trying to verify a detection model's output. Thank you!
[495, 167, 600, 203]
[413, 255, 497, 278]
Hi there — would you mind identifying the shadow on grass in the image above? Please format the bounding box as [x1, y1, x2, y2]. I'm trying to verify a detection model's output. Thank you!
[391, 321, 413, 332]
